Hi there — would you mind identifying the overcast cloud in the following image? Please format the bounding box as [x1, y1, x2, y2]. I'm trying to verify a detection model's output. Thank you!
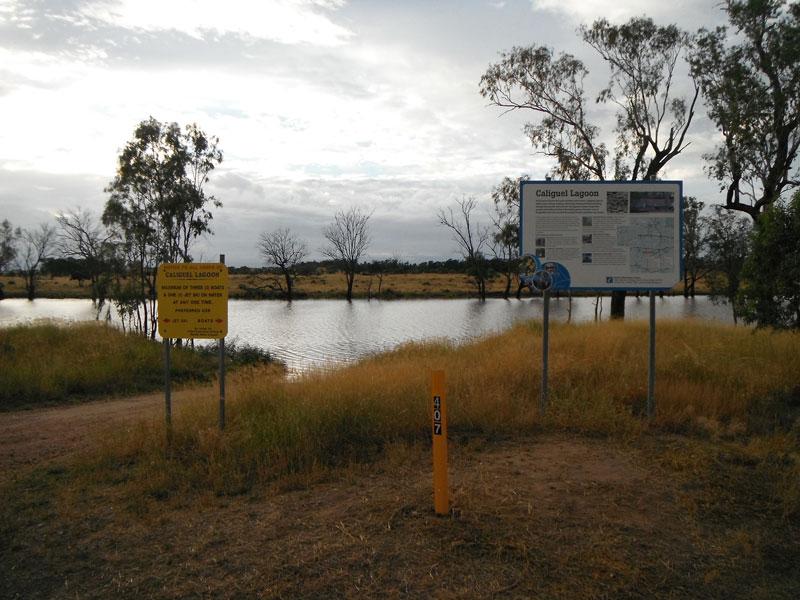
[0, 0, 730, 265]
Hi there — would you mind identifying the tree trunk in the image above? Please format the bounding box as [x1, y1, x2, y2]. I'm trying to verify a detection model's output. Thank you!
[25, 270, 35, 301]
[610, 290, 626, 319]
[285, 271, 293, 301]
[345, 270, 354, 301]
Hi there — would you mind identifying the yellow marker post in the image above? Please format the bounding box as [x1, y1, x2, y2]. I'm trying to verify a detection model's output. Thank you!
[431, 370, 449, 515]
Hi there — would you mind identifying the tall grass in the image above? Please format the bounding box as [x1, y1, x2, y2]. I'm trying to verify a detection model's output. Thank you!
[87, 319, 800, 502]
[0, 322, 277, 409]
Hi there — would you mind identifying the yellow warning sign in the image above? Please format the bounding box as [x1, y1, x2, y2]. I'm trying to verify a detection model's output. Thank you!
[156, 263, 228, 339]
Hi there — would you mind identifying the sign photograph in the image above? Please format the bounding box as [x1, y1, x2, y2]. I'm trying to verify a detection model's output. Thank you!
[156, 263, 229, 339]
[520, 181, 683, 291]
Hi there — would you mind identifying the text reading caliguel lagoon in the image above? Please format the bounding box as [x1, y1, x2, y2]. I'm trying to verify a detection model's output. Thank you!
[163, 270, 222, 278]
[535, 189, 600, 199]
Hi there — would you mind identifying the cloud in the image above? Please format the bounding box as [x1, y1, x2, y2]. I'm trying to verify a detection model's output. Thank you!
[530, 0, 724, 28]
[79, 0, 354, 47]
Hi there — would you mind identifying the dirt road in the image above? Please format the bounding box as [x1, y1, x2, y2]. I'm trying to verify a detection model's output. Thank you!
[0, 388, 211, 477]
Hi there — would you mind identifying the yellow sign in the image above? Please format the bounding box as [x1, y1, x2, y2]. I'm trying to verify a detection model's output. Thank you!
[156, 263, 228, 339]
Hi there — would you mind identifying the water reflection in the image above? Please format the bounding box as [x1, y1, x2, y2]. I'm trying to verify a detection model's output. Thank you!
[0, 296, 734, 372]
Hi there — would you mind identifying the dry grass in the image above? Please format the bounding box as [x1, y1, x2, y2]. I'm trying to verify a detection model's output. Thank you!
[42, 319, 800, 505]
[1, 319, 799, 598]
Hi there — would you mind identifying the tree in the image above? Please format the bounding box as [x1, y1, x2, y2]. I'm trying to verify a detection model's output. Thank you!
[490, 175, 528, 299]
[438, 196, 491, 301]
[16, 223, 56, 301]
[739, 191, 800, 328]
[682, 197, 710, 297]
[0, 219, 20, 300]
[103, 117, 223, 337]
[258, 228, 307, 301]
[704, 206, 752, 323]
[56, 208, 115, 310]
[690, 0, 800, 222]
[480, 17, 698, 317]
[321, 207, 371, 301]
[0, 219, 19, 273]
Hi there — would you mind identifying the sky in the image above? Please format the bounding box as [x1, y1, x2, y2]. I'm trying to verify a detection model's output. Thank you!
[0, 0, 731, 266]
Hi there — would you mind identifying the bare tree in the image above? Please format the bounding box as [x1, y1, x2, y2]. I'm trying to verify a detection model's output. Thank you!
[258, 228, 307, 301]
[321, 207, 372, 301]
[56, 208, 115, 308]
[438, 196, 491, 301]
[17, 223, 56, 301]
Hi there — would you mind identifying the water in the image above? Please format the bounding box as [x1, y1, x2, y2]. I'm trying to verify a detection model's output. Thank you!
[0, 296, 733, 372]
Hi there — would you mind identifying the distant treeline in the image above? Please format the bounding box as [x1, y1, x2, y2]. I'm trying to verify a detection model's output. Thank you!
[228, 257, 509, 276]
[33, 256, 508, 279]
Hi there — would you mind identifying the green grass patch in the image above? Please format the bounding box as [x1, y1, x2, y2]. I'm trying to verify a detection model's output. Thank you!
[0, 322, 281, 409]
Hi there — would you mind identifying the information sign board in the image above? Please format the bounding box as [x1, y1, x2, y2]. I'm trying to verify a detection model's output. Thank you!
[156, 263, 228, 339]
[520, 181, 683, 291]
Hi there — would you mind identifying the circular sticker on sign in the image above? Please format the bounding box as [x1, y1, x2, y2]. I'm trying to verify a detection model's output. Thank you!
[531, 270, 553, 291]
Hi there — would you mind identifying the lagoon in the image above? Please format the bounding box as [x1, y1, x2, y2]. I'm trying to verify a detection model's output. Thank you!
[0, 296, 733, 372]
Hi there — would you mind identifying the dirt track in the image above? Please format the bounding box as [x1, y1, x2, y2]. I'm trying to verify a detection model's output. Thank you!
[0, 389, 209, 477]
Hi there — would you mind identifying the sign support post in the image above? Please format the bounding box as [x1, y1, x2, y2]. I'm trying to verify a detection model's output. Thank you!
[219, 254, 226, 431]
[647, 291, 656, 417]
[541, 290, 550, 415]
[431, 370, 449, 516]
[164, 337, 172, 433]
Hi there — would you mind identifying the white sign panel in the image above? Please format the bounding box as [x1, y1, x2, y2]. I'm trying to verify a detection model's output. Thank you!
[520, 181, 683, 291]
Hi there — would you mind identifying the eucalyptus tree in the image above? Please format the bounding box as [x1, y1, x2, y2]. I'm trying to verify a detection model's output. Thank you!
[489, 175, 528, 299]
[480, 17, 698, 317]
[0, 219, 19, 274]
[321, 207, 372, 302]
[0, 219, 20, 300]
[704, 206, 752, 324]
[739, 192, 800, 329]
[103, 117, 223, 338]
[682, 197, 710, 297]
[691, 0, 800, 222]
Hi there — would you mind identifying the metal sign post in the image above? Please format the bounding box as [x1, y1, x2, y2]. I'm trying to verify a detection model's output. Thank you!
[164, 337, 172, 433]
[647, 291, 656, 417]
[541, 290, 550, 415]
[219, 254, 226, 431]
